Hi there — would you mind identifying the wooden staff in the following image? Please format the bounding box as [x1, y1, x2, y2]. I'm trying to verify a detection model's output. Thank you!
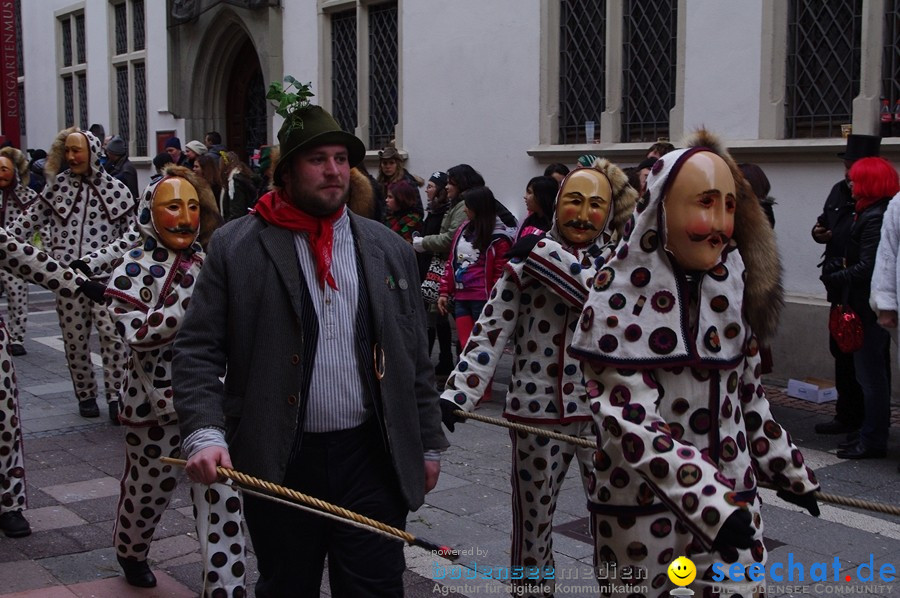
[455, 411, 900, 517]
[160, 457, 458, 559]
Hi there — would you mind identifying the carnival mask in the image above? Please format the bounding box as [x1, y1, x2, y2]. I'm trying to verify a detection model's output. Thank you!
[151, 177, 201, 251]
[0, 156, 15, 190]
[662, 151, 736, 271]
[65, 133, 91, 176]
[556, 168, 612, 245]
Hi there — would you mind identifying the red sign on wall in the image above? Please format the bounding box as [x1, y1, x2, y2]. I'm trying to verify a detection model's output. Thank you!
[0, 0, 20, 149]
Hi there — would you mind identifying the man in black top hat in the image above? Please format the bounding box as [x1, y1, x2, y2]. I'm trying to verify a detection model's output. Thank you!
[811, 133, 883, 438]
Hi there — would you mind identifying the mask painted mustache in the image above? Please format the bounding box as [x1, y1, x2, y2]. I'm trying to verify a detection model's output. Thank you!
[165, 226, 197, 235]
[687, 231, 731, 245]
[563, 219, 598, 231]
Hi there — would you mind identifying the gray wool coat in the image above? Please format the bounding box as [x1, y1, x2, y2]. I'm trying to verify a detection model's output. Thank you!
[172, 211, 449, 511]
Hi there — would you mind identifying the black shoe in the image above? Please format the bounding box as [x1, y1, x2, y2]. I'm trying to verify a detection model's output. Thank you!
[838, 438, 859, 450]
[78, 399, 100, 418]
[0, 509, 31, 537]
[117, 556, 157, 588]
[108, 400, 120, 425]
[836, 443, 887, 460]
[814, 419, 856, 435]
[9, 343, 25, 356]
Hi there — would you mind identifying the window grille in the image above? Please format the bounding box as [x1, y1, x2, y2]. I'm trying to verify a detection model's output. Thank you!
[75, 14, 85, 64]
[622, 0, 676, 143]
[368, 2, 398, 149]
[786, 0, 861, 138]
[63, 76, 73, 127]
[62, 18, 72, 67]
[882, 0, 900, 131]
[133, 0, 145, 51]
[134, 62, 147, 155]
[558, 0, 606, 144]
[331, 9, 357, 134]
[77, 73, 87, 129]
[115, 3, 128, 55]
[116, 66, 129, 142]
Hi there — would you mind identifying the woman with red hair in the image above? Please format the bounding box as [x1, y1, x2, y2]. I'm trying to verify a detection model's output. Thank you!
[822, 156, 899, 459]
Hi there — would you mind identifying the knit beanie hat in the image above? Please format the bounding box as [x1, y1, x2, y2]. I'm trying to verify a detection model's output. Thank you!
[165, 137, 182, 150]
[428, 171, 448, 189]
[185, 140, 208, 155]
[105, 136, 127, 157]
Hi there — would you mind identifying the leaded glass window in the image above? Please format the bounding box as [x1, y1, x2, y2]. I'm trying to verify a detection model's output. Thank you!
[63, 76, 73, 128]
[135, 62, 147, 155]
[59, 13, 87, 130]
[62, 18, 72, 67]
[115, 3, 128, 55]
[622, 0, 676, 143]
[558, 0, 605, 144]
[369, 2, 398, 149]
[133, 0, 145, 52]
[116, 66, 129, 142]
[75, 15, 85, 64]
[77, 73, 87, 129]
[786, 0, 862, 138]
[331, 9, 357, 134]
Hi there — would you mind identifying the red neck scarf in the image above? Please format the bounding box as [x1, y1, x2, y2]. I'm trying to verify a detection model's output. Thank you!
[253, 190, 344, 290]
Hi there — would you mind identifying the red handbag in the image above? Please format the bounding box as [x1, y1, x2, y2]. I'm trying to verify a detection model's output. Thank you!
[829, 304, 864, 353]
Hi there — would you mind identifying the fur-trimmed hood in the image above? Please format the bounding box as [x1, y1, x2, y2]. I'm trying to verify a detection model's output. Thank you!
[347, 168, 378, 220]
[681, 129, 782, 343]
[567, 128, 781, 369]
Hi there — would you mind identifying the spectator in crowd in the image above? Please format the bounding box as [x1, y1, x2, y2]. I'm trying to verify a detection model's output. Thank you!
[420, 170, 453, 381]
[515, 175, 558, 241]
[27, 149, 47, 194]
[193, 153, 223, 202]
[219, 151, 258, 220]
[184, 139, 208, 169]
[205, 131, 226, 158]
[165, 137, 189, 167]
[376, 146, 423, 198]
[543, 162, 570, 184]
[812, 134, 881, 438]
[103, 136, 139, 201]
[437, 186, 515, 357]
[739, 163, 776, 228]
[821, 157, 899, 460]
[646, 140, 675, 159]
[384, 180, 423, 243]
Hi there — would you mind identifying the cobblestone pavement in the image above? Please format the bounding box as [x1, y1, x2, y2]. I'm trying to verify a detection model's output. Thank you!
[1, 286, 900, 597]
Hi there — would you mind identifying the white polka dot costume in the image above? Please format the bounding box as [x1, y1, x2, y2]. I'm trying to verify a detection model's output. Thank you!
[442, 160, 638, 594]
[10, 130, 133, 407]
[528, 135, 819, 597]
[105, 176, 246, 597]
[0, 169, 38, 346]
[0, 229, 85, 517]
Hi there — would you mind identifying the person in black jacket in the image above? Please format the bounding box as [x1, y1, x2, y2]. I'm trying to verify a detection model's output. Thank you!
[820, 156, 898, 459]
[812, 134, 880, 438]
[103, 136, 139, 202]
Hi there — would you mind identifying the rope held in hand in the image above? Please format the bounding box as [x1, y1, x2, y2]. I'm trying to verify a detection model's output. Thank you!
[160, 457, 457, 558]
[455, 411, 900, 517]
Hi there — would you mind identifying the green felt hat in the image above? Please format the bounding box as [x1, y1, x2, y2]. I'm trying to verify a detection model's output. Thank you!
[273, 105, 366, 186]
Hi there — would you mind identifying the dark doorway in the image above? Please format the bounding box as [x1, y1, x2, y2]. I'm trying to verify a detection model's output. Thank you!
[225, 38, 267, 162]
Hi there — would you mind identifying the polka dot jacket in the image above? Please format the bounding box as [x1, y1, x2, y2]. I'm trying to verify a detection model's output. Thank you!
[103, 181, 204, 426]
[441, 237, 612, 423]
[9, 130, 135, 265]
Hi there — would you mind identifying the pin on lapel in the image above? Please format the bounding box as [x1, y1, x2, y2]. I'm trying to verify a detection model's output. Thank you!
[386, 275, 396, 289]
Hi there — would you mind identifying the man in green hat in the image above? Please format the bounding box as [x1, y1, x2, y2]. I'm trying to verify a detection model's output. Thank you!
[173, 102, 448, 597]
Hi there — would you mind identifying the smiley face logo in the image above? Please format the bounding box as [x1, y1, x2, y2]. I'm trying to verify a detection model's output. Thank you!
[667, 556, 696, 586]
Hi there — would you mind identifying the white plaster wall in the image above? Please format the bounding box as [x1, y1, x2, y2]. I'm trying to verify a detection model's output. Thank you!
[281, 0, 319, 140]
[21, 0, 67, 152]
[682, 0, 762, 140]
[400, 0, 541, 221]
[761, 158, 844, 300]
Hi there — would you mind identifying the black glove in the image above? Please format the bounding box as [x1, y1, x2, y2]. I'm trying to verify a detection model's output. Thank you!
[77, 280, 107, 303]
[439, 399, 465, 433]
[712, 509, 754, 554]
[777, 489, 820, 517]
[69, 259, 93, 277]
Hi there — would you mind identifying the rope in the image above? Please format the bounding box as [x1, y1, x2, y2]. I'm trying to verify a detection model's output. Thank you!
[455, 411, 900, 517]
[160, 457, 456, 557]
